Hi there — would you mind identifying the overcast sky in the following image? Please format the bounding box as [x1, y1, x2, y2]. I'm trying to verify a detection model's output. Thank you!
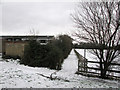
[0, 1, 77, 36]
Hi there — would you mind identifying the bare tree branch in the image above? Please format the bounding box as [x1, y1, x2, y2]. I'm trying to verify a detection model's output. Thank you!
[72, 1, 120, 79]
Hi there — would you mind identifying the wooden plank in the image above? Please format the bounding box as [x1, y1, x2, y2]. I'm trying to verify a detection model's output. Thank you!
[79, 66, 120, 73]
[107, 69, 120, 73]
[87, 67, 120, 73]
[73, 44, 120, 50]
[87, 61, 120, 66]
[80, 71, 120, 78]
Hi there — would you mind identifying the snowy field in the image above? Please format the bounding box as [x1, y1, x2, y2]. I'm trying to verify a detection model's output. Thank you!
[0, 50, 119, 88]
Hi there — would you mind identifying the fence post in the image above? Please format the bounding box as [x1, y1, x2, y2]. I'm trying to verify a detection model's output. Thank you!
[84, 49, 86, 59]
[84, 49, 87, 73]
[78, 59, 79, 72]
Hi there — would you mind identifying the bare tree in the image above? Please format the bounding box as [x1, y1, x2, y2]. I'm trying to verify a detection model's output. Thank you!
[29, 28, 39, 36]
[72, 1, 120, 79]
[27, 28, 40, 40]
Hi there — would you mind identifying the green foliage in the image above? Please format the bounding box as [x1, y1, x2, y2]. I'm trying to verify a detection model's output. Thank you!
[44, 43, 63, 70]
[20, 34, 73, 70]
[20, 40, 42, 66]
[53, 35, 73, 59]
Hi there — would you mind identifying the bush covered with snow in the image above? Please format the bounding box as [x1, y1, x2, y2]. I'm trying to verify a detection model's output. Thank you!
[20, 35, 72, 70]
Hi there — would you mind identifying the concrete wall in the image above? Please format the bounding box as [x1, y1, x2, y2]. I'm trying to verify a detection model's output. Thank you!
[5, 42, 26, 57]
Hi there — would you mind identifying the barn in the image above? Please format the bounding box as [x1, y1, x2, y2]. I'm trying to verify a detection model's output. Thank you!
[0, 35, 54, 58]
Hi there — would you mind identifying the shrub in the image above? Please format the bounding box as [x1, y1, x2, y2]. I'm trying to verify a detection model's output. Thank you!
[45, 43, 63, 70]
[20, 40, 42, 66]
[20, 34, 73, 70]
[53, 35, 73, 59]
[20, 40, 64, 69]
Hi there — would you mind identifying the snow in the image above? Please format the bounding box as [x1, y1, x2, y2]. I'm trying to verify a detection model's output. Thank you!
[0, 50, 119, 88]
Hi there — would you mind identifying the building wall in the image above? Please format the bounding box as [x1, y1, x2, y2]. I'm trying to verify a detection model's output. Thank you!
[1, 36, 54, 58]
[5, 42, 27, 57]
[0, 39, 2, 53]
[2, 39, 6, 54]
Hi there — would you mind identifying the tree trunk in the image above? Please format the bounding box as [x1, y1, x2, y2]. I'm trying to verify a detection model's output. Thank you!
[101, 69, 107, 79]
[100, 60, 107, 79]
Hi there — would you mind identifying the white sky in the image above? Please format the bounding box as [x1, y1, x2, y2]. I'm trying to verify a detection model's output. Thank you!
[0, 0, 78, 36]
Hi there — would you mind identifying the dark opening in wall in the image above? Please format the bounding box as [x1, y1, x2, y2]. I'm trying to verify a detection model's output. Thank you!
[40, 40, 46, 43]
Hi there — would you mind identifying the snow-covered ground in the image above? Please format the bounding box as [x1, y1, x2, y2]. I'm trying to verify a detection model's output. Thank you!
[0, 50, 119, 88]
